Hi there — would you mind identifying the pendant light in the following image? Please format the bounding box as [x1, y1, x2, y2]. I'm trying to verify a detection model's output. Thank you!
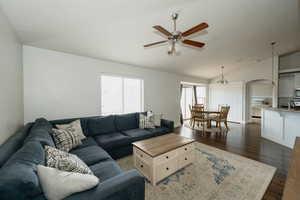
[217, 66, 228, 84]
[271, 42, 276, 86]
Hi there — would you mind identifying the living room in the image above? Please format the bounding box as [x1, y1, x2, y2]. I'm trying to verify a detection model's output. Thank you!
[0, 1, 299, 200]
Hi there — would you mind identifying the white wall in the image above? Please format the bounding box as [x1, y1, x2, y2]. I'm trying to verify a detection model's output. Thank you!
[23, 46, 207, 126]
[0, 9, 23, 144]
[209, 82, 244, 123]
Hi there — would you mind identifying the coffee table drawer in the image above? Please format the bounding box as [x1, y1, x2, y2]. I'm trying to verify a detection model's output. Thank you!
[178, 143, 194, 154]
[155, 149, 178, 164]
[134, 147, 151, 164]
[135, 157, 151, 180]
[155, 158, 178, 182]
[178, 151, 195, 168]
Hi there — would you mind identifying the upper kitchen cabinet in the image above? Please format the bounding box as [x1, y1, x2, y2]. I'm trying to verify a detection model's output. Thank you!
[279, 51, 300, 73]
[295, 73, 300, 89]
[279, 74, 295, 97]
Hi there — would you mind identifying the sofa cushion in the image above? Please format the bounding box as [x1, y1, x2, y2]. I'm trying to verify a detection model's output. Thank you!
[115, 113, 138, 131]
[148, 127, 171, 136]
[76, 137, 98, 149]
[25, 118, 55, 147]
[0, 141, 45, 199]
[0, 124, 32, 168]
[122, 129, 154, 142]
[88, 116, 116, 136]
[89, 160, 123, 181]
[70, 146, 112, 166]
[94, 132, 131, 150]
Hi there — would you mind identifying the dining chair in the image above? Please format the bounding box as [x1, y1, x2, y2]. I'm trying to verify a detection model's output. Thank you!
[211, 106, 230, 133]
[192, 106, 209, 135]
[195, 104, 205, 109]
[189, 104, 194, 126]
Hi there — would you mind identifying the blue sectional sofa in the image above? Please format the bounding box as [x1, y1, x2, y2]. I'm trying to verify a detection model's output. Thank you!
[0, 112, 174, 200]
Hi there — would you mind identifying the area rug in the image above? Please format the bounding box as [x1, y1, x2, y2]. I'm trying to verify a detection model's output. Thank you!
[117, 142, 276, 200]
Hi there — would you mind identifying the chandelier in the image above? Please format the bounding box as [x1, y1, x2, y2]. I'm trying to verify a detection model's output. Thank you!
[217, 66, 228, 84]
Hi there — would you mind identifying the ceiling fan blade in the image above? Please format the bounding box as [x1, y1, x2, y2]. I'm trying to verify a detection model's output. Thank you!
[182, 23, 209, 37]
[153, 25, 172, 37]
[182, 40, 205, 48]
[144, 40, 168, 47]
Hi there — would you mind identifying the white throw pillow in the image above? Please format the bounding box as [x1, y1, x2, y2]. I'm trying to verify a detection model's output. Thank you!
[56, 120, 86, 140]
[37, 165, 99, 200]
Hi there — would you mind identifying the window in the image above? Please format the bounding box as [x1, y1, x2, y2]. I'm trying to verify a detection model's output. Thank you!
[101, 75, 143, 115]
[181, 87, 193, 119]
[196, 86, 206, 106]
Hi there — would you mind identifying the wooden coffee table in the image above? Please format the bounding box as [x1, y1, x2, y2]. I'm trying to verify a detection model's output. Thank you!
[133, 133, 195, 186]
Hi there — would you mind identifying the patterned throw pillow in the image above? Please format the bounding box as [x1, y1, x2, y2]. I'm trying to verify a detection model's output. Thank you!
[144, 115, 155, 128]
[51, 128, 82, 152]
[45, 146, 93, 175]
[56, 120, 86, 140]
[142, 111, 154, 129]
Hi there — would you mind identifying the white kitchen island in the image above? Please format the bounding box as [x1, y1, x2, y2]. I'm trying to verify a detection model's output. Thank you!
[261, 107, 300, 148]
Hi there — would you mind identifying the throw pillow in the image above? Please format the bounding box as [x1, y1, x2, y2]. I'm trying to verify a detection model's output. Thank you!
[45, 146, 93, 175]
[52, 128, 82, 152]
[37, 165, 99, 200]
[139, 114, 146, 129]
[144, 114, 155, 129]
[153, 114, 163, 127]
[56, 120, 86, 140]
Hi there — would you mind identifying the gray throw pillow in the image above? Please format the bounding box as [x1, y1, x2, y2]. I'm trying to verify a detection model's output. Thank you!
[56, 120, 86, 140]
[52, 128, 82, 152]
[45, 146, 93, 175]
[153, 114, 163, 127]
[37, 165, 99, 200]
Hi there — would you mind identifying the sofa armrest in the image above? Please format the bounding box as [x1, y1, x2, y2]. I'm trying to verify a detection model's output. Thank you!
[161, 119, 174, 132]
[65, 170, 145, 200]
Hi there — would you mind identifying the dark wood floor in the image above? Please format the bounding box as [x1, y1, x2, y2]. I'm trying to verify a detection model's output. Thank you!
[174, 122, 292, 200]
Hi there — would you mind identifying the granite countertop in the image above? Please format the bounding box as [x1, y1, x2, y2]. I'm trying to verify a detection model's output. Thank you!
[263, 107, 300, 113]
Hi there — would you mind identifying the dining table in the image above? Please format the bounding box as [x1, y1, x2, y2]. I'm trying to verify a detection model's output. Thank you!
[191, 110, 221, 128]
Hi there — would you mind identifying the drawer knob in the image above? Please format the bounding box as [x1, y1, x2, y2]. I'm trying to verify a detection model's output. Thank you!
[166, 156, 169, 159]
[185, 157, 187, 161]
[166, 167, 169, 171]
[140, 165, 143, 168]
[140, 154, 143, 157]
[185, 148, 187, 151]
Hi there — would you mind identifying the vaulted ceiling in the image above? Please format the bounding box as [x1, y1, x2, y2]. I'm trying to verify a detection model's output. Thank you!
[0, 0, 299, 79]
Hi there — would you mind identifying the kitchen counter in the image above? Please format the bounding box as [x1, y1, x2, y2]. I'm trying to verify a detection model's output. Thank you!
[261, 107, 300, 148]
[263, 107, 300, 113]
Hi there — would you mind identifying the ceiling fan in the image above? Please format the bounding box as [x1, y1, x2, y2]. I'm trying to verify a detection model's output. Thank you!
[144, 13, 209, 55]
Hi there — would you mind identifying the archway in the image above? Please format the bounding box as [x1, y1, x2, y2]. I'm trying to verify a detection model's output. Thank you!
[244, 79, 274, 123]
